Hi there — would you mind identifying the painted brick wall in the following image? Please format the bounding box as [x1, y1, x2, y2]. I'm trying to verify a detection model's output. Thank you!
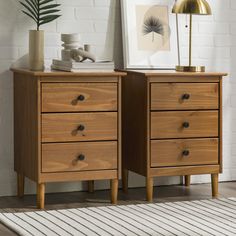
[0, 0, 234, 196]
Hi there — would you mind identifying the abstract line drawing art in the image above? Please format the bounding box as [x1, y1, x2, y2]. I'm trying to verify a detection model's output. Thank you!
[142, 15, 171, 48]
[136, 5, 171, 51]
[121, 0, 178, 69]
[143, 16, 165, 42]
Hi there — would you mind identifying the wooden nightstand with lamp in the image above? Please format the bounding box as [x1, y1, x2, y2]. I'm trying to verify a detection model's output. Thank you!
[122, 0, 228, 201]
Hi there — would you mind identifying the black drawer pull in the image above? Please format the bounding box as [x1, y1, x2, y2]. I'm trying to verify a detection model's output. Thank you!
[182, 122, 190, 128]
[77, 154, 85, 161]
[77, 95, 85, 101]
[182, 93, 190, 100]
[182, 150, 190, 156]
[77, 124, 85, 131]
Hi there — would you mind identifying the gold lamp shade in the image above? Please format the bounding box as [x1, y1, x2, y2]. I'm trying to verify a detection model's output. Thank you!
[172, 0, 212, 72]
[172, 0, 212, 15]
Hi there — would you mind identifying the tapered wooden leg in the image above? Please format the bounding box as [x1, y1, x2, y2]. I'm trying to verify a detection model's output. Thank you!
[37, 183, 45, 209]
[122, 169, 128, 193]
[88, 180, 94, 193]
[184, 175, 191, 187]
[146, 177, 153, 202]
[211, 174, 218, 198]
[110, 179, 118, 204]
[17, 173, 24, 198]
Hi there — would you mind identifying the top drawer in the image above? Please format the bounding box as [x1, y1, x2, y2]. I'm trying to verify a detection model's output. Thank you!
[42, 83, 117, 112]
[151, 83, 219, 110]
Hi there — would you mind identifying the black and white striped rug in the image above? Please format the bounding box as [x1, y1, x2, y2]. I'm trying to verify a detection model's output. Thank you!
[1, 198, 236, 236]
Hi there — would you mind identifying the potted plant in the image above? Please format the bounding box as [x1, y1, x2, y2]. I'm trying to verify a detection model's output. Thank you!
[19, 0, 61, 71]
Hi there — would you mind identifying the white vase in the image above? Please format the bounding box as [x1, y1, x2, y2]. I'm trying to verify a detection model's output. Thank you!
[61, 33, 81, 61]
[29, 30, 44, 71]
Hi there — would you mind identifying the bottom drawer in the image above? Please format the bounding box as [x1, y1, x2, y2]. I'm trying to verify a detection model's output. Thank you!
[151, 138, 218, 167]
[42, 141, 117, 173]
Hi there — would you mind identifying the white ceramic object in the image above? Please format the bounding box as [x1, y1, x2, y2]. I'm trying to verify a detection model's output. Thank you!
[61, 34, 81, 61]
[62, 43, 79, 50]
[60, 33, 96, 62]
[61, 34, 80, 43]
[61, 49, 73, 61]
[84, 44, 91, 52]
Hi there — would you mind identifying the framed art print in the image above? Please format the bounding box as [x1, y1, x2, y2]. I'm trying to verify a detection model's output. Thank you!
[121, 0, 178, 69]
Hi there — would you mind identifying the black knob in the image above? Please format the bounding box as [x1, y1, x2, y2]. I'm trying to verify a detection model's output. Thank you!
[182, 93, 190, 100]
[77, 124, 85, 131]
[77, 95, 85, 101]
[77, 154, 85, 161]
[183, 122, 190, 128]
[182, 150, 190, 156]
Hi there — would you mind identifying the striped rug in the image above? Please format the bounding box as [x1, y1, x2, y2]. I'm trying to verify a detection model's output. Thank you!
[1, 198, 236, 236]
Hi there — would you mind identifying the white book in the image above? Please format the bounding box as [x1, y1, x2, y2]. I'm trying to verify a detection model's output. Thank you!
[51, 64, 115, 72]
[52, 59, 115, 69]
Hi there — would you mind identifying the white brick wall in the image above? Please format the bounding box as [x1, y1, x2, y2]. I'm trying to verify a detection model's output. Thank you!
[0, 0, 234, 196]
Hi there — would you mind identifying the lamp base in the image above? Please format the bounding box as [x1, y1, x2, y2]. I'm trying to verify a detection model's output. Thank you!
[175, 65, 205, 72]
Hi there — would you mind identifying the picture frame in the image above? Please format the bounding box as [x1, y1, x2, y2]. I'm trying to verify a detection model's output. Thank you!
[121, 0, 179, 69]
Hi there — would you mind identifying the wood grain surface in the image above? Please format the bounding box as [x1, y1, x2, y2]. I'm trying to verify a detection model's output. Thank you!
[42, 112, 117, 142]
[151, 83, 219, 110]
[14, 73, 40, 182]
[151, 111, 219, 139]
[42, 141, 117, 173]
[149, 165, 220, 177]
[122, 73, 149, 176]
[42, 83, 117, 112]
[151, 138, 219, 167]
[11, 68, 126, 77]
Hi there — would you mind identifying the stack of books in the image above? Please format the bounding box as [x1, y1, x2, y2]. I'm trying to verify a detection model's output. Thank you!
[51, 59, 115, 72]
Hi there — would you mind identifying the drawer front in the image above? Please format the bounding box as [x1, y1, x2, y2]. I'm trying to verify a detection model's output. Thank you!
[42, 112, 117, 142]
[151, 83, 219, 110]
[151, 111, 218, 139]
[42, 141, 117, 173]
[42, 83, 117, 112]
[151, 138, 219, 167]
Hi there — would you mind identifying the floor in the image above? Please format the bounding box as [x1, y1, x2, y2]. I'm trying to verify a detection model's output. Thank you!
[0, 181, 236, 235]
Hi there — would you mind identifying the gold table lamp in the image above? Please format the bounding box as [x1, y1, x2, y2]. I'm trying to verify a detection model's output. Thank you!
[172, 0, 212, 72]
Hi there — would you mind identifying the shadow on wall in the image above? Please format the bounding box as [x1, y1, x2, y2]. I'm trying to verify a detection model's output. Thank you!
[103, 0, 123, 69]
[10, 54, 29, 69]
[0, 1, 20, 192]
[206, 0, 232, 181]
[0, 0, 33, 196]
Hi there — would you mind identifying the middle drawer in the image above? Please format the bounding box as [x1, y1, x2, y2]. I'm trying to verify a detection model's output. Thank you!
[151, 111, 218, 139]
[42, 112, 117, 142]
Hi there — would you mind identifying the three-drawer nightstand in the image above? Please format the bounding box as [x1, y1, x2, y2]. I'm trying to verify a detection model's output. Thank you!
[122, 70, 227, 201]
[12, 69, 125, 209]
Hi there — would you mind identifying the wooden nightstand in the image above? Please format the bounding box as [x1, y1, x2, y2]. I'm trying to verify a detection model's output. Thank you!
[12, 69, 125, 209]
[122, 70, 227, 201]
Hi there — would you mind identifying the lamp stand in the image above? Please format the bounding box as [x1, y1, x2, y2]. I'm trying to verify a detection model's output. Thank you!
[176, 14, 205, 72]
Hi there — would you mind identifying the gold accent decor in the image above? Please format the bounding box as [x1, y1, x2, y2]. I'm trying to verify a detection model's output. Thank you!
[172, 0, 212, 72]
[175, 65, 206, 72]
[172, 0, 211, 15]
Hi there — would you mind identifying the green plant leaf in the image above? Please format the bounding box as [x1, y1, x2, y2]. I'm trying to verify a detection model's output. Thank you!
[19, 0, 61, 30]
[25, 0, 38, 15]
[39, 0, 54, 5]
[22, 10, 37, 23]
[40, 9, 60, 15]
[39, 14, 61, 26]
[40, 4, 60, 11]
[19, 1, 38, 20]
[28, 0, 38, 11]
[39, 14, 60, 21]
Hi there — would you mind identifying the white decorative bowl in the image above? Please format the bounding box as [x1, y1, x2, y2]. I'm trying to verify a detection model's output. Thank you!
[61, 34, 80, 43]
